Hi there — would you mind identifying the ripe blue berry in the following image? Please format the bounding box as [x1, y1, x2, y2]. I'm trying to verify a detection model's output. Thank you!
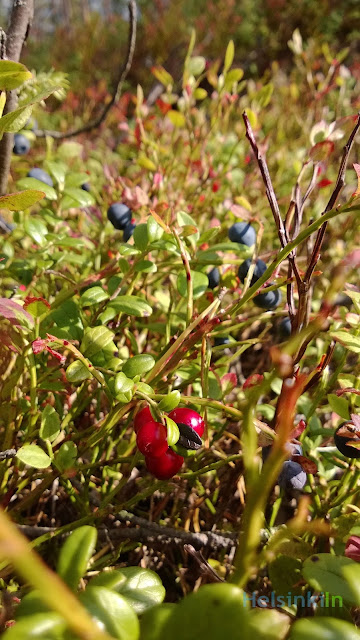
[278, 460, 306, 490]
[27, 168, 54, 187]
[254, 288, 282, 309]
[214, 336, 230, 346]
[334, 422, 360, 459]
[107, 203, 132, 230]
[81, 182, 91, 192]
[123, 222, 136, 241]
[279, 317, 291, 337]
[238, 258, 267, 286]
[228, 222, 256, 247]
[207, 267, 220, 289]
[13, 134, 31, 156]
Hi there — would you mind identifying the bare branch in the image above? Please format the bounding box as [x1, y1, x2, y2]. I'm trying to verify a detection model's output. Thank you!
[0, 449, 16, 461]
[34, 0, 137, 140]
[304, 113, 360, 284]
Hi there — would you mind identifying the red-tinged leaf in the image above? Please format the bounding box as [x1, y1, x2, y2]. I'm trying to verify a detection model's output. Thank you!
[0, 298, 34, 329]
[24, 296, 51, 318]
[343, 249, 360, 268]
[345, 536, 360, 562]
[353, 163, 360, 197]
[149, 208, 170, 233]
[292, 455, 318, 474]
[243, 373, 264, 390]
[221, 372, 237, 394]
[156, 98, 171, 115]
[317, 178, 333, 188]
[32, 338, 48, 354]
[291, 419, 307, 439]
[309, 140, 334, 162]
[46, 346, 66, 365]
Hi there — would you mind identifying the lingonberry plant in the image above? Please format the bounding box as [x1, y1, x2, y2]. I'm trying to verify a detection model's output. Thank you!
[0, 4, 360, 639]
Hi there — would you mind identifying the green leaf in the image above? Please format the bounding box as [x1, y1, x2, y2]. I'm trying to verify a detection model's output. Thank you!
[66, 360, 91, 383]
[193, 88, 208, 100]
[224, 68, 244, 88]
[2, 613, 66, 639]
[114, 373, 135, 394]
[115, 567, 165, 614]
[81, 326, 116, 359]
[135, 382, 154, 395]
[0, 190, 45, 210]
[248, 608, 290, 640]
[107, 296, 152, 317]
[24, 217, 48, 245]
[177, 271, 208, 299]
[16, 445, 51, 469]
[79, 587, 139, 640]
[61, 187, 95, 209]
[134, 260, 157, 274]
[328, 394, 350, 420]
[45, 161, 67, 185]
[158, 584, 250, 640]
[40, 405, 61, 443]
[55, 441, 77, 472]
[57, 141, 83, 159]
[289, 618, 360, 640]
[167, 110, 186, 127]
[90, 570, 127, 590]
[133, 224, 149, 251]
[302, 553, 359, 605]
[151, 66, 173, 86]
[147, 216, 164, 243]
[330, 331, 360, 354]
[17, 178, 57, 200]
[123, 355, 155, 379]
[224, 41, 235, 73]
[25, 298, 50, 318]
[48, 300, 84, 341]
[0, 60, 32, 90]
[140, 604, 176, 640]
[158, 391, 181, 412]
[342, 563, 360, 606]
[80, 287, 109, 307]
[57, 525, 97, 590]
[269, 555, 302, 596]
[0, 86, 59, 135]
[188, 56, 206, 76]
[164, 417, 180, 447]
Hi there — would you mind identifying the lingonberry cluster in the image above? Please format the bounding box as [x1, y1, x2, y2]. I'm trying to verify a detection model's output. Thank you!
[134, 406, 204, 480]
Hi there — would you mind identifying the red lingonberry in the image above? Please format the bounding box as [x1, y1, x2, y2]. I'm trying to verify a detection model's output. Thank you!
[134, 406, 153, 434]
[145, 448, 184, 479]
[136, 421, 168, 458]
[168, 408, 204, 438]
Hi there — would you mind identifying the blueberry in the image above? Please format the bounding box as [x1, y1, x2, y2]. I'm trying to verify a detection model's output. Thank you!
[228, 222, 256, 246]
[13, 134, 30, 156]
[285, 441, 303, 457]
[334, 422, 360, 459]
[214, 336, 230, 346]
[107, 202, 132, 230]
[334, 293, 352, 309]
[81, 182, 91, 192]
[207, 267, 220, 289]
[279, 317, 291, 337]
[123, 222, 136, 241]
[254, 288, 282, 309]
[27, 168, 54, 187]
[278, 460, 306, 490]
[238, 258, 267, 286]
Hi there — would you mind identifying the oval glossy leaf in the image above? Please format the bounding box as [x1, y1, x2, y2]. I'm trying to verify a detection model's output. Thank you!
[140, 604, 177, 640]
[55, 442, 77, 472]
[80, 326, 116, 359]
[2, 613, 66, 639]
[164, 417, 180, 447]
[0, 190, 45, 211]
[79, 586, 139, 640]
[16, 445, 51, 469]
[248, 608, 290, 640]
[177, 271, 208, 299]
[57, 525, 97, 590]
[224, 40, 235, 73]
[24, 217, 48, 246]
[133, 224, 149, 251]
[167, 110, 186, 127]
[188, 56, 206, 76]
[116, 567, 165, 614]
[0, 60, 32, 90]
[289, 617, 360, 640]
[122, 355, 155, 379]
[158, 391, 181, 412]
[40, 405, 61, 443]
[17, 178, 57, 200]
[109, 296, 152, 317]
[90, 570, 127, 590]
[159, 584, 250, 640]
[330, 331, 360, 354]
[303, 554, 359, 605]
[134, 260, 157, 274]
[114, 373, 134, 394]
[66, 360, 91, 383]
[80, 287, 109, 307]
[61, 187, 95, 209]
[147, 217, 164, 243]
